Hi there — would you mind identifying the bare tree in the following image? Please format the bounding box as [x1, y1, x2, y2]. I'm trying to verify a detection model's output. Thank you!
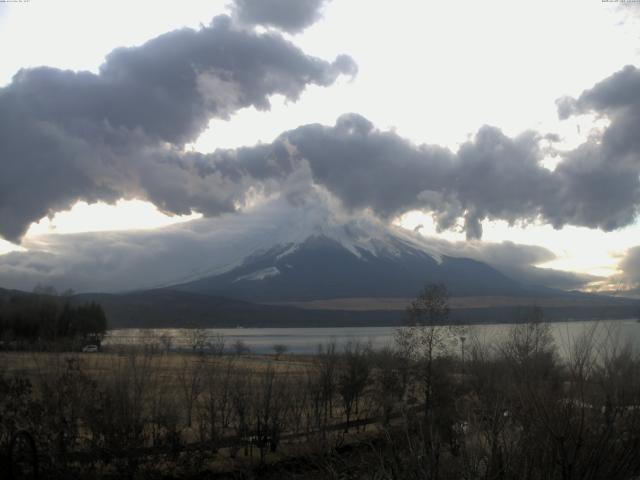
[230, 370, 251, 458]
[159, 333, 173, 353]
[182, 327, 209, 353]
[177, 356, 205, 428]
[372, 347, 405, 424]
[198, 357, 236, 448]
[251, 365, 292, 461]
[304, 366, 325, 435]
[273, 343, 288, 360]
[500, 309, 557, 381]
[402, 284, 455, 412]
[232, 339, 250, 356]
[316, 341, 339, 425]
[208, 332, 226, 356]
[287, 377, 309, 436]
[338, 340, 371, 432]
[81, 351, 160, 475]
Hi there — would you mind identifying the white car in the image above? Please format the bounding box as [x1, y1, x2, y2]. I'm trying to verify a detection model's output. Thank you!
[82, 344, 99, 353]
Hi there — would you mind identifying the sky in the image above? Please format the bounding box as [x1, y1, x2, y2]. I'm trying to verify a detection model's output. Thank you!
[1, 0, 640, 294]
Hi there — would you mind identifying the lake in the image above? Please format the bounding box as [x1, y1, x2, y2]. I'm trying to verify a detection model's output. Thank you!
[104, 319, 640, 356]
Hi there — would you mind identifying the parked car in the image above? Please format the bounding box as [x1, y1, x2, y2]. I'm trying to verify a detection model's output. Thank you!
[82, 344, 99, 353]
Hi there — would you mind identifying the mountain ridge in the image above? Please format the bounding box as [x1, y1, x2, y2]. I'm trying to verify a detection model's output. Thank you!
[173, 232, 527, 301]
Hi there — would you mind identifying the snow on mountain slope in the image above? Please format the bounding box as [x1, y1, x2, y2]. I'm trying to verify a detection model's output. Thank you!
[159, 195, 444, 288]
[261, 216, 444, 264]
[233, 266, 281, 283]
[173, 206, 524, 301]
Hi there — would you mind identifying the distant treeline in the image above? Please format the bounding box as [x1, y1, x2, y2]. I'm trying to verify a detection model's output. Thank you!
[0, 289, 107, 344]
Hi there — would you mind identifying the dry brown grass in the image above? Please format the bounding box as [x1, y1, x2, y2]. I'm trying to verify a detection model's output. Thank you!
[0, 350, 312, 384]
[266, 295, 635, 311]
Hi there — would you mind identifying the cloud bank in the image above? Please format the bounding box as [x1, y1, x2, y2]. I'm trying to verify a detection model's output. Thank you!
[4, 56, 639, 244]
[554, 65, 640, 230]
[0, 14, 356, 243]
[197, 90, 640, 240]
[231, 0, 331, 33]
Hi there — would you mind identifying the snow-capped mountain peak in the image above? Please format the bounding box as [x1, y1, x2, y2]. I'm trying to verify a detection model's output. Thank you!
[265, 217, 443, 264]
[172, 201, 521, 302]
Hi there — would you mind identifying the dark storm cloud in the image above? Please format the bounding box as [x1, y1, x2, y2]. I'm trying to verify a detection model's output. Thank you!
[2, 20, 639, 249]
[272, 65, 640, 239]
[280, 114, 456, 218]
[0, 15, 356, 243]
[255, 82, 639, 239]
[195, 80, 640, 241]
[259, 114, 562, 239]
[231, 0, 331, 33]
[553, 65, 640, 230]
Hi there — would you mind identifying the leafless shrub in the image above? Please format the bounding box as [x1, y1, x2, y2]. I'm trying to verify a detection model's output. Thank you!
[159, 333, 173, 353]
[273, 343, 288, 360]
[182, 327, 209, 352]
[197, 357, 236, 448]
[370, 347, 404, 425]
[232, 339, 251, 356]
[177, 355, 205, 428]
[315, 341, 339, 426]
[208, 332, 226, 356]
[338, 340, 371, 432]
[251, 365, 291, 461]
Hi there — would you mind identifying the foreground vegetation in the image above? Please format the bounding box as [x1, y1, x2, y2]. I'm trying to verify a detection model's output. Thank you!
[1, 286, 640, 479]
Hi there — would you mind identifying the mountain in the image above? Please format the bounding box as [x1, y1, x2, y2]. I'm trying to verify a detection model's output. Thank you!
[4, 205, 637, 328]
[174, 219, 526, 302]
[0, 286, 31, 300]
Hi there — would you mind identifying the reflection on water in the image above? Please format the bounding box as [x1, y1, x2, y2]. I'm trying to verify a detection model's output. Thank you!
[103, 319, 640, 356]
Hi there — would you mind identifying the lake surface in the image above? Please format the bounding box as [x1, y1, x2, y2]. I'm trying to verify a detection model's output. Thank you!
[104, 319, 640, 356]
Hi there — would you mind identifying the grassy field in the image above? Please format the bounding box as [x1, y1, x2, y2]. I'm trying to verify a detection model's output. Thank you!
[0, 350, 311, 378]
